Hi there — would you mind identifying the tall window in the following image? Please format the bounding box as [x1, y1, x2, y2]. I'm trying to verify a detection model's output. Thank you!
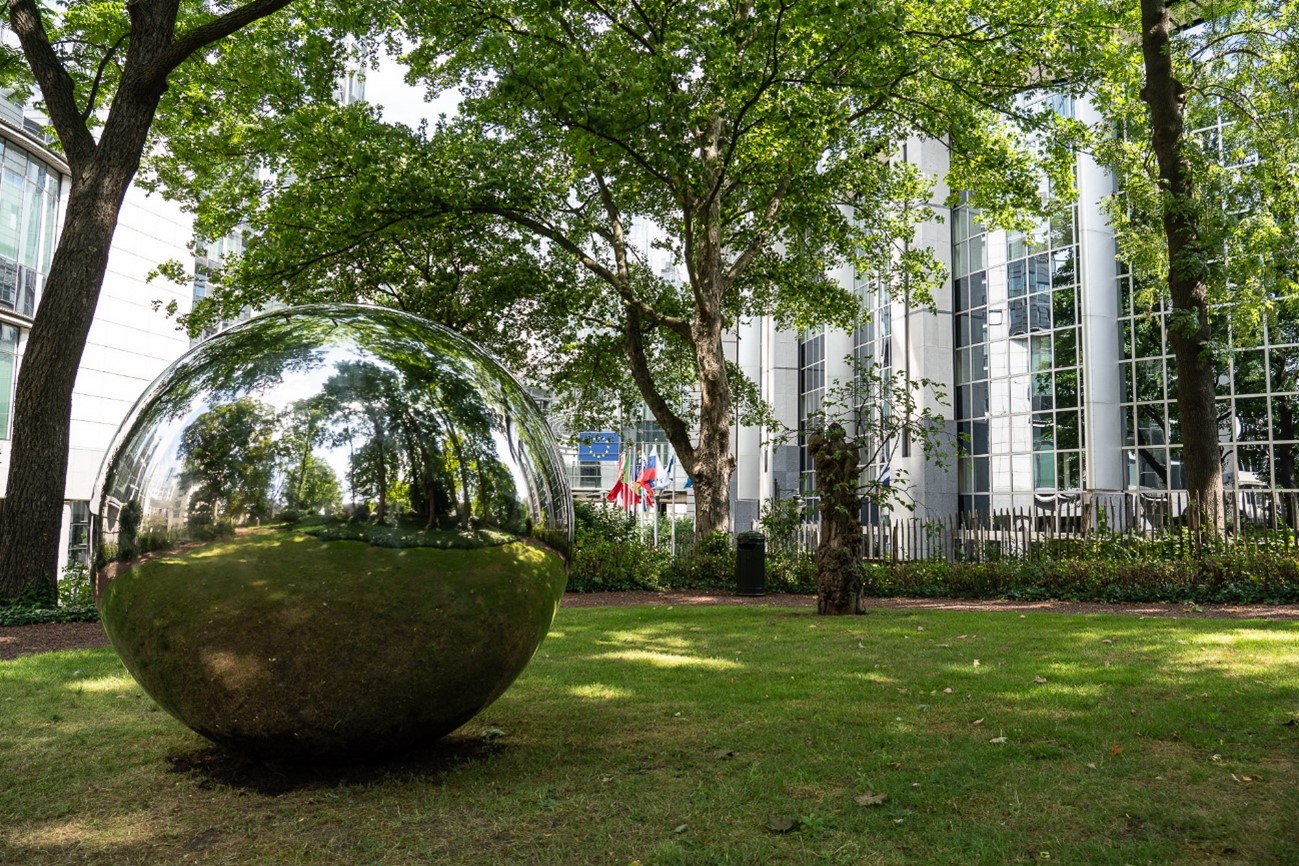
[0, 138, 62, 318]
[67, 500, 90, 565]
[798, 328, 825, 518]
[0, 323, 17, 439]
[854, 274, 892, 524]
[954, 198, 1083, 518]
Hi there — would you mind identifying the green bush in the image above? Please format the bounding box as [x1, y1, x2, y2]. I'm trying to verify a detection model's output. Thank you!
[58, 563, 94, 608]
[862, 552, 1299, 605]
[662, 531, 735, 590]
[766, 549, 816, 594]
[568, 502, 666, 592]
[0, 604, 99, 626]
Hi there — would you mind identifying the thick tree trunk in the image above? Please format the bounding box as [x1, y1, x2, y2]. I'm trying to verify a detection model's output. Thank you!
[688, 311, 735, 538]
[0, 139, 157, 603]
[1139, 0, 1224, 537]
[621, 303, 735, 540]
[808, 423, 864, 615]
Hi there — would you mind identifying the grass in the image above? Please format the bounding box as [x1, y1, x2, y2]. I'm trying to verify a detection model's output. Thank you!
[2, 604, 1298, 865]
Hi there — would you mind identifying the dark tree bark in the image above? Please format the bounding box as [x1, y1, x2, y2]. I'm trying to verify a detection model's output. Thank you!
[1139, 0, 1225, 537]
[808, 422, 864, 616]
[0, 0, 296, 604]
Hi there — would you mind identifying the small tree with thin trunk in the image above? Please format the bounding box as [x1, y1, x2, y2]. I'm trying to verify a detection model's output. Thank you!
[799, 358, 952, 615]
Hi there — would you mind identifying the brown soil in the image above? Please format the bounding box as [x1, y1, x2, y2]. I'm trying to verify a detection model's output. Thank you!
[6, 592, 1297, 661]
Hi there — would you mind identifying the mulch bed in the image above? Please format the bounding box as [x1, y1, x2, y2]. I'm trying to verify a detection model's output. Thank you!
[5, 592, 1298, 662]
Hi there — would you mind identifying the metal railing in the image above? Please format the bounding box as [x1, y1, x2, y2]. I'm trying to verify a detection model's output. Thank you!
[791, 489, 1299, 562]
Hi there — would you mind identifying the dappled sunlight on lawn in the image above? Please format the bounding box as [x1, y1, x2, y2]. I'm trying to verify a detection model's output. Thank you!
[63, 674, 137, 694]
[567, 683, 635, 700]
[593, 649, 743, 670]
[13, 810, 164, 858]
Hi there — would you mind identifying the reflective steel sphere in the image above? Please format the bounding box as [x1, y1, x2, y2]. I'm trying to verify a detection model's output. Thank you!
[93, 305, 571, 761]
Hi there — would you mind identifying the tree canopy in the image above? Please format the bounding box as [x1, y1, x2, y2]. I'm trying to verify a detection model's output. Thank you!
[156, 0, 1102, 536]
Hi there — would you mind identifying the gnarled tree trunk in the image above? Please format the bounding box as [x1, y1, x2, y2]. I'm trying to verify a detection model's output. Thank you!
[808, 422, 864, 615]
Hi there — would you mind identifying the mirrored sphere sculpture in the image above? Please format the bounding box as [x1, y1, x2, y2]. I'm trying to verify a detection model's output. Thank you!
[93, 305, 571, 761]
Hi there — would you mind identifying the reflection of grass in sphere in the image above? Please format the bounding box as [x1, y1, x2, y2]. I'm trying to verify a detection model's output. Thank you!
[100, 527, 567, 760]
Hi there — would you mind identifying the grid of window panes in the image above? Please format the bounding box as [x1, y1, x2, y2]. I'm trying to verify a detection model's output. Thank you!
[853, 275, 892, 524]
[955, 204, 1084, 516]
[798, 328, 825, 516]
[1117, 274, 1299, 493]
[67, 500, 90, 566]
[0, 138, 61, 319]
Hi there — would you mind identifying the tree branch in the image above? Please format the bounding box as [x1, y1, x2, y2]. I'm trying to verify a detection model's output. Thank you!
[146, 0, 296, 89]
[622, 305, 695, 464]
[82, 33, 130, 121]
[6, 0, 97, 165]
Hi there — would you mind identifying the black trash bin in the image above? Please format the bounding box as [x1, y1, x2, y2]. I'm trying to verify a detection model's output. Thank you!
[735, 531, 766, 597]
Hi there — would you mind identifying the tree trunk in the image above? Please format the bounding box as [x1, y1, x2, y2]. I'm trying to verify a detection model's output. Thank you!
[1139, 0, 1224, 537]
[809, 423, 864, 615]
[0, 101, 162, 603]
[621, 302, 735, 540]
[687, 311, 735, 538]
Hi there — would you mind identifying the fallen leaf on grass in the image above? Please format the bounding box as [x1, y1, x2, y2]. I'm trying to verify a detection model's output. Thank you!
[766, 815, 800, 834]
[713, 749, 735, 760]
[481, 727, 506, 741]
[972, 718, 984, 726]
[1086, 763, 1097, 769]
[855, 791, 888, 807]
[1231, 774, 1261, 783]
[989, 736, 1008, 744]
[672, 824, 689, 834]
[1109, 744, 1123, 756]
[973, 659, 981, 667]
[943, 687, 954, 694]
[1033, 676, 1048, 684]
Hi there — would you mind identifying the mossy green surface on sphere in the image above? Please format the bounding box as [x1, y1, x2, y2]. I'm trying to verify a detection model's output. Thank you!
[93, 305, 572, 762]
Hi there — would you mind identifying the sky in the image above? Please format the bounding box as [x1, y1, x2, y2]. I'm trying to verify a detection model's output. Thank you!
[363, 54, 462, 128]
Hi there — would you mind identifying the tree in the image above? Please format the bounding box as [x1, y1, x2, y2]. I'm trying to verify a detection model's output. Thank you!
[151, 0, 1094, 539]
[0, 0, 364, 603]
[1090, 1, 1299, 535]
[177, 397, 279, 523]
[800, 359, 952, 615]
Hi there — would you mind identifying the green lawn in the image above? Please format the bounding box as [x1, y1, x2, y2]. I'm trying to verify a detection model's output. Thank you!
[2, 604, 1297, 865]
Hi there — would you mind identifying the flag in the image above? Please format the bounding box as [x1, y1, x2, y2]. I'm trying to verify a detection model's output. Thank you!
[656, 455, 676, 491]
[636, 453, 657, 507]
[606, 452, 635, 508]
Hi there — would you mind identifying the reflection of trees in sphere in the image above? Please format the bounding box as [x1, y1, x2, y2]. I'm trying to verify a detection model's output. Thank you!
[93, 305, 572, 762]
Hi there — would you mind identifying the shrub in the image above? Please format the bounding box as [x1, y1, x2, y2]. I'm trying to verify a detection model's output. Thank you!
[861, 551, 1299, 605]
[58, 563, 94, 608]
[766, 549, 817, 594]
[568, 502, 666, 592]
[662, 531, 735, 590]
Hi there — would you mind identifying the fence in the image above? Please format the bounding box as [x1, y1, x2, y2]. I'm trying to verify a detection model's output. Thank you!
[792, 489, 1299, 563]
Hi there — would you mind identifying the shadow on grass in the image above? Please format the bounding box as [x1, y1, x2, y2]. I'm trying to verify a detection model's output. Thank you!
[166, 734, 509, 796]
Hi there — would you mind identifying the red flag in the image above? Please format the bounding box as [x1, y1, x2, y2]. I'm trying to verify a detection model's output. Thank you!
[606, 453, 635, 508]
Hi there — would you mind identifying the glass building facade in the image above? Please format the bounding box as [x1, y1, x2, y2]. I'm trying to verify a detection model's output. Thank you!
[0, 134, 62, 441]
[0, 137, 60, 320]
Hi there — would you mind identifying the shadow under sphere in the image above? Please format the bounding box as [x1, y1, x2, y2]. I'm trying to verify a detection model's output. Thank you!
[93, 304, 572, 762]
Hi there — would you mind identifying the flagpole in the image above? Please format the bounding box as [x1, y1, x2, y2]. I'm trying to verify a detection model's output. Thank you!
[653, 446, 660, 549]
[669, 454, 676, 557]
